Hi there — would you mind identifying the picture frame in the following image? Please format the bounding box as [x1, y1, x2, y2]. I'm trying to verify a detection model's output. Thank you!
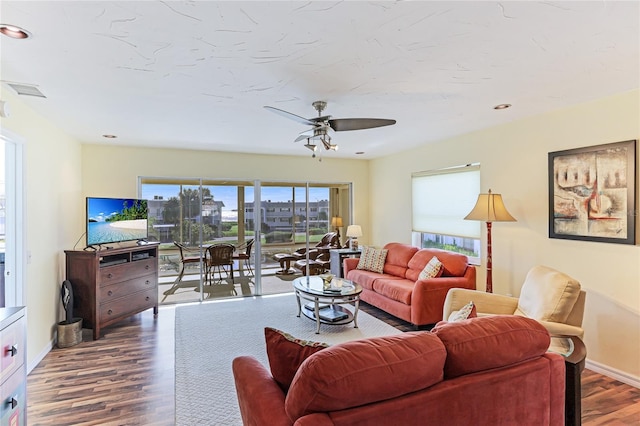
[548, 140, 637, 245]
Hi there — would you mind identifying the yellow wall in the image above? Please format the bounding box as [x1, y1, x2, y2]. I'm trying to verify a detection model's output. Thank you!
[80, 144, 370, 239]
[0, 90, 83, 368]
[371, 89, 640, 381]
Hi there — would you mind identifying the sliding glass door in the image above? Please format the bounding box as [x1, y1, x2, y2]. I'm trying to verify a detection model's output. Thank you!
[142, 180, 206, 304]
[140, 178, 351, 304]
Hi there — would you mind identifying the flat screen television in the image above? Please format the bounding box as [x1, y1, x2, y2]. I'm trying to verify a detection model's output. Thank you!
[86, 197, 148, 247]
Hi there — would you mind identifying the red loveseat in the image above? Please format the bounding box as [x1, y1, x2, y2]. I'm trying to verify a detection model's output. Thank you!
[233, 316, 566, 425]
[344, 243, 476, 326]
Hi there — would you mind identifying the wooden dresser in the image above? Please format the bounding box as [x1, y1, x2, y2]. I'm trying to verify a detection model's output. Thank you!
[0, 307, 26, 425]
[65, 244, 159, 340]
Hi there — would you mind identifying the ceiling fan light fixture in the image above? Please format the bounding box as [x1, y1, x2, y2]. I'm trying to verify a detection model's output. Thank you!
[493, 103, 512, 110]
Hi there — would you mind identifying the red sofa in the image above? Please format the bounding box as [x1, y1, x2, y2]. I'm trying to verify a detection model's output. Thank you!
[233, 316, 566, 425]
[344, 243, 476, 326]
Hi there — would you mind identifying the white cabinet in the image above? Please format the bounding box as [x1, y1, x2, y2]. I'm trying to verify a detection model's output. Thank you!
[0, 307, 26, 426]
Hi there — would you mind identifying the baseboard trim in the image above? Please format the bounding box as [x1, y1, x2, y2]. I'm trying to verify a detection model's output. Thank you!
[586, 358, 640, 389]
[28, 339, 53, 374]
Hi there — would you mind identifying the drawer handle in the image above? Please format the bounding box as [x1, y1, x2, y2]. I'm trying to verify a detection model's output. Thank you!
[107, 273, 113, 279]
[145, 265, 150, 270]
[8, 396, 18, 410]
[6, 345, 17, 357]
[145, 280, 150, 285]
[145, 296, 150, 301]
[107, 309, 113, 315]
[108, 290, 113, 296]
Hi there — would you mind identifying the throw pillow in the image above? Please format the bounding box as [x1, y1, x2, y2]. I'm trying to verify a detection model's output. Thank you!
[449, 301, 477, 322]
[356, 246, 388, 273]
[264, 327, 329, 392]
[418, 256, 443, 280]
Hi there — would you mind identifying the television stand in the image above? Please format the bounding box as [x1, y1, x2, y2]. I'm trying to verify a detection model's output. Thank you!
[65, 243, 159, 340]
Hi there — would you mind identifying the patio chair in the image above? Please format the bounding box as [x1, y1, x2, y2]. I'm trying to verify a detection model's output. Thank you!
[273, 232, 340, 274]
[205, 244, 236, 293]
[293, 250, 331, 275]
[233, 239, 254, 276]
[162, 242, 205, 301]
[173, 241, 204, 285]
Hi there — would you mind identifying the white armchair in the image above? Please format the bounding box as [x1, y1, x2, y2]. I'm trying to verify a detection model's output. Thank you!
[443, 265, 586, 338]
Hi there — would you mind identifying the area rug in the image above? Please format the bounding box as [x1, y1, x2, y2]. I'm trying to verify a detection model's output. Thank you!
[174, 293, 402, 425]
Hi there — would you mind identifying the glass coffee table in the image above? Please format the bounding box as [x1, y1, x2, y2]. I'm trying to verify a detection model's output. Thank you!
[293, 276, 363, 334]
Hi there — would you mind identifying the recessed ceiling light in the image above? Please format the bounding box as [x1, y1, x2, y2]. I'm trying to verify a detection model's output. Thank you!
[0, 24, 32, 40]
[102, 134, 118, 139]
[493, 104, 512, 110]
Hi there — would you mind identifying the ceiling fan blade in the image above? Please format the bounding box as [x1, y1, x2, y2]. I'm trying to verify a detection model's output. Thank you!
[264, 106, 315, 126]
[328, 118, 396, 132]
[294, 133, 311, 142]
[293, 126, 319, 142]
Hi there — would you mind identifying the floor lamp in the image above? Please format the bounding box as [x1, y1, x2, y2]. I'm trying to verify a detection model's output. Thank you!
[464, 189, 516, 293]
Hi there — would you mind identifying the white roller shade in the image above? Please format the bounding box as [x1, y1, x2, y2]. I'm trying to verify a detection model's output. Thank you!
[412, 165, 481, 238]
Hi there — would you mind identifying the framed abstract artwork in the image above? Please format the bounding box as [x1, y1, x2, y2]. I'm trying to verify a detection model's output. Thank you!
[548, 140, 637, 245]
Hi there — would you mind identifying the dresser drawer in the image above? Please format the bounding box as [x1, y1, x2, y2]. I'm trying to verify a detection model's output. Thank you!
[99, 258, 156, 286]
[0, 318, 25, 384]
[0, 364, 25, 426]
[99, 288, 157, 324]
[99, 274, 157, 301]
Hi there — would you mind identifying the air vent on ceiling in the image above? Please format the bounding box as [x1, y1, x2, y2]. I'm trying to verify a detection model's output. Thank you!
[6, 82, 46, 98]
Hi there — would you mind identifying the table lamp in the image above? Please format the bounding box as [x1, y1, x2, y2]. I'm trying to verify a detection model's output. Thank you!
[464, 189, 516, 293]
[346, 225, 363, 250]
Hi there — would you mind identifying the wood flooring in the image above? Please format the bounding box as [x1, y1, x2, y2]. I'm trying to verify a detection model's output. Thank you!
[27, 300, 640, 425]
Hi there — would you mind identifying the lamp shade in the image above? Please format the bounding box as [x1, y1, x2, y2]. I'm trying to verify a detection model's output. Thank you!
[331, 216, 343, 227]
[464, 190, 516, 222]
[346, 225, 363, 238]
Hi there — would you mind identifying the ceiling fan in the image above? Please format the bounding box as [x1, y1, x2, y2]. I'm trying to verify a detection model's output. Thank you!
[264, 101, 396, 159]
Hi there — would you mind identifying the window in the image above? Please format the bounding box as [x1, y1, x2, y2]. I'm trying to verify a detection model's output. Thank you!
[412, 165, 481, 261]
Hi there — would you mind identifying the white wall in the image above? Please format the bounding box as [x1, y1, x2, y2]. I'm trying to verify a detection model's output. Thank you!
[370, 90, 640, 382]
[0, 90, 83, 370]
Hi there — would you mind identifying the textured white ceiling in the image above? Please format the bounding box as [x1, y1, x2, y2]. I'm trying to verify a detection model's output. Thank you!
[1, 1, 638, 159]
